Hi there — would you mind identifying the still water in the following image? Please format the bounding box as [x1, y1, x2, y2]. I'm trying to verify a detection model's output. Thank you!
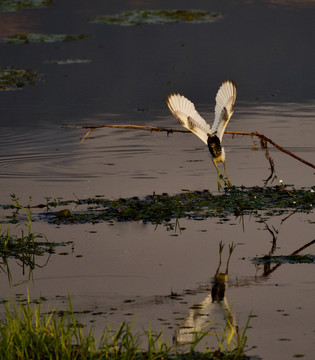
[0, 0, 314, 358]
[0, 101, 314, 359]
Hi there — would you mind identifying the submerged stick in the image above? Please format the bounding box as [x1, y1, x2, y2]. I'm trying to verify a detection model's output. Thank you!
[62, 124, 315, 170]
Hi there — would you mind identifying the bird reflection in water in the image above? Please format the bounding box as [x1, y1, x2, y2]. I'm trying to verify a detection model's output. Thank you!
[175, 241, 238, 346]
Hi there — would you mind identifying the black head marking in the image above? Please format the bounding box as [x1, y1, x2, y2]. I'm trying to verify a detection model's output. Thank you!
[207, 135, 222, 158]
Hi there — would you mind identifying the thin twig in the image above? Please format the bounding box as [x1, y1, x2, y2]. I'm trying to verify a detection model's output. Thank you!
[62, 125, 315, 169]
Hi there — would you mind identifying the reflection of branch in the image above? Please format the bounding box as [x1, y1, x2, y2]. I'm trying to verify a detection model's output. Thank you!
[290, 239, 315, 256]
[264, 222, 278, 255]
[259, 213, 315, 277]
[261, 238, 315, 277]
[280, 209, 298, 225]
[63, 125, 315, 170]
[262, 222, 279, 275]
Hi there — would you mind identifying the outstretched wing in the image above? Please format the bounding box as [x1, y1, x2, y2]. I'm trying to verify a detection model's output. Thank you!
[212, 80, 237, 141]
[165, 93, 211, 145]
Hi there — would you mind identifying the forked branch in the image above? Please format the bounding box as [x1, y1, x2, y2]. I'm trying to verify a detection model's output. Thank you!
[62, 125, 315, 170]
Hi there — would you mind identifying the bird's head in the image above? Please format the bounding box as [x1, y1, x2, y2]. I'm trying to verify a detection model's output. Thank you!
[207, 134, 222, 158]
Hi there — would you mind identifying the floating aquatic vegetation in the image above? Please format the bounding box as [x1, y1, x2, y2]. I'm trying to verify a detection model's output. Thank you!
[2, 33, 89, 44]
[36, 185, 314, 225]
[0, 0, 53, 12]
[44, 58, 91, 65]
[0, 66, 39, 90]
[253, 254, 315, 264]
[92, 9, 222, 26]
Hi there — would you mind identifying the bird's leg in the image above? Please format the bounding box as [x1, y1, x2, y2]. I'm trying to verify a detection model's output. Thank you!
[225, 243, 236, 274]
[223, 161, 232, 188]
[216, 241, 224, 276]
[213, 160, 223, 190]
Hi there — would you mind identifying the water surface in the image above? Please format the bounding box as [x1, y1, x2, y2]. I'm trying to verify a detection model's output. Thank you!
[0, 1, 314, 359]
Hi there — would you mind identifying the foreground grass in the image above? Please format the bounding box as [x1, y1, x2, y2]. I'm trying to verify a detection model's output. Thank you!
[0, 298, 251, 359]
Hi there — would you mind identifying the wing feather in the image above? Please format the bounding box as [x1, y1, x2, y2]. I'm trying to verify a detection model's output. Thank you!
[212, 80, 237, 141]
[165, 93, 211, 145]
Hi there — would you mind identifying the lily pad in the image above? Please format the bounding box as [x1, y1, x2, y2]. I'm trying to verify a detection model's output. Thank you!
[92, 9, 222, 26]
[2, 33, 89, 44]
[0, 67, 39, 90]
[0, 0, 53, 12]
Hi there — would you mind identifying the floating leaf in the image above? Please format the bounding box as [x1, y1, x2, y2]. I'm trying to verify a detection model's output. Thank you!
[2, 33, 89, 44]
[92, 9, 222, 26]
[0, 0, 53, 12]
[0, 67, 39, 90]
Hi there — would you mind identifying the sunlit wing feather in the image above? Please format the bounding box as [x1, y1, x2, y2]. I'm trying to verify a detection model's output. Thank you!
[165, 94, 212, 145]
[212, 80, 237, 141]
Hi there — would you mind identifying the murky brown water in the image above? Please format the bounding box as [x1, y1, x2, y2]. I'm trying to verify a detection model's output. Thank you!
[0, 0, 314, 359]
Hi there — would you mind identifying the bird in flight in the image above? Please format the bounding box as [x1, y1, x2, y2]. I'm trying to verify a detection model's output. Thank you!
[165, 80, 237, 190]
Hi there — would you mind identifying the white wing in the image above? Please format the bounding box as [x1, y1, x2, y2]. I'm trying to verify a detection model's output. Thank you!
[166, 93, 211, 145]
[212, 80, 237, 141]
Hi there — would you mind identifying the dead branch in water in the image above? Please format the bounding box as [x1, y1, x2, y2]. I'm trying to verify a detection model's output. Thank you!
[226, 130, 315, 170]
[63, 124, 188, 143]
[62, 124, 315, 170]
